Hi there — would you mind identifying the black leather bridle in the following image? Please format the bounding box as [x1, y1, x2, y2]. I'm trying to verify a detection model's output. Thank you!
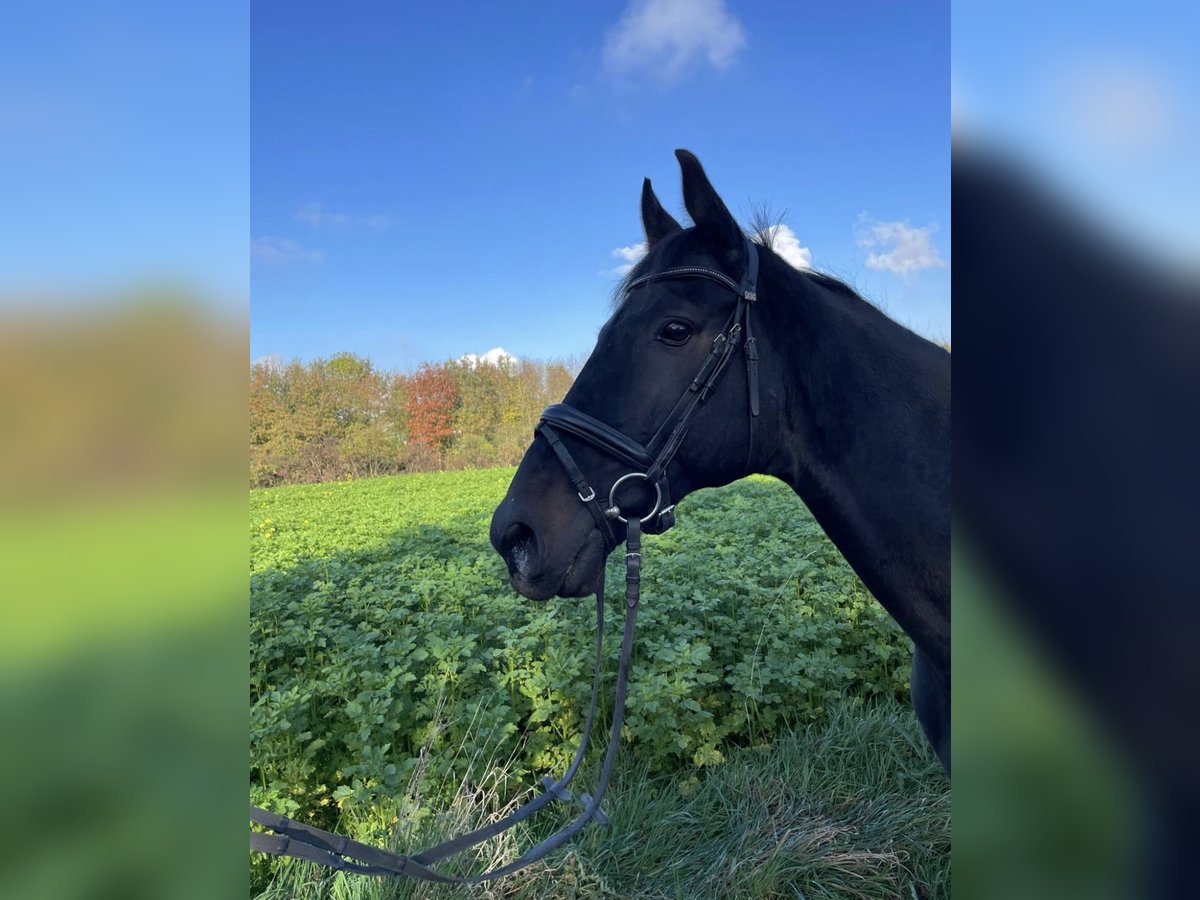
[538, 236, 761, 546]
[248, 238, 762, 884]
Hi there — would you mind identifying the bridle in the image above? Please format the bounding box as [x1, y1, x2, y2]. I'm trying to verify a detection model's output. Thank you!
[539, 236, 761, 548]
[249, 238, 761, 884]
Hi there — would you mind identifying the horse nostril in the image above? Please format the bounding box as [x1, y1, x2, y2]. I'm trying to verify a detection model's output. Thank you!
[499, 522, 538, 578]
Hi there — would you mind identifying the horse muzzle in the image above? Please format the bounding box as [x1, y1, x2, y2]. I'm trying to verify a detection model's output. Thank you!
[490, 503, 607, 600]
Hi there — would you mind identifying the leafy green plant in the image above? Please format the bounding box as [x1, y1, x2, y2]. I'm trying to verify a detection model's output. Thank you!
[250, 468, 915, 892]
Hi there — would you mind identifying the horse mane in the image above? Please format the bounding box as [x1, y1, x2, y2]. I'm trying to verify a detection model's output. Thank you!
[747, 205, 878, 304]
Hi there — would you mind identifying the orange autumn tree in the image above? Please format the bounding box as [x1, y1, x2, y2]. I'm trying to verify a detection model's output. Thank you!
[405, 362, 459, 459]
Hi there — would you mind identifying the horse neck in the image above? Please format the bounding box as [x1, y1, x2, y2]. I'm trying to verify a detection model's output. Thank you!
[756, 260, 951, 658]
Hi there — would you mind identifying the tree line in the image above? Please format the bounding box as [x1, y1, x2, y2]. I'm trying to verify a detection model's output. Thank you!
[250, 354, 577, 487]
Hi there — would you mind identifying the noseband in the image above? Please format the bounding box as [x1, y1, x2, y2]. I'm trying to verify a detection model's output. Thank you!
[538, 237, 761, 547]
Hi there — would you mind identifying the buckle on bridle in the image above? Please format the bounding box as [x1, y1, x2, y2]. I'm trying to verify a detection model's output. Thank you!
[578, 487, 596, 503]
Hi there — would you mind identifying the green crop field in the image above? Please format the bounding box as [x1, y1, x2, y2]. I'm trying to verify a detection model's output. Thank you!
[251, 468, 950, 898]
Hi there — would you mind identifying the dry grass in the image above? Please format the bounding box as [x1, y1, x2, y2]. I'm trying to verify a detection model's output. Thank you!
[255, 699, 950, 899]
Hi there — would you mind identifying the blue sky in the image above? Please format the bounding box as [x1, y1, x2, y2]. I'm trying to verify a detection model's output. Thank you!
[1, 1, 248, 304]
[953, 4, 1199, 264]
[252, 0, 949, 370]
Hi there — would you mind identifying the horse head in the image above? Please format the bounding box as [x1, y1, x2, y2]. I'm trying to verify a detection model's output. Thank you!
[490, 150, 769, 600]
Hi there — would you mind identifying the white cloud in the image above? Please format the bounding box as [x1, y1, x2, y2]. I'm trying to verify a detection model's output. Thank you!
[295, 203, 348, 228]
[759, 224, 812, 270]
[461, 347, 516, 368]
[251, 236, 324, 265]
[856, 216, 946, 276]
[1053, 61, 1175, 153]
[610, 241, 648, 276]
[603, 0, 746, 84]
[295, 202, 390, 229]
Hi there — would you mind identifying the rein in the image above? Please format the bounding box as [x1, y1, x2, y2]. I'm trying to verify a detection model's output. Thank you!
[249, 521, 643, 884]
[249, 238, 760, 884]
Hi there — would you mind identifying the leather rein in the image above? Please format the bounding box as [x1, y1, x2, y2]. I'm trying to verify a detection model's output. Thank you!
[249, 239, 760, 883]
[250, 522, 644, 884]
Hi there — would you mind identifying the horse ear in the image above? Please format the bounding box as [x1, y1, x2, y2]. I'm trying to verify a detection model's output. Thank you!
[676, 149, 742, 248]
[641, 178, 682, 246]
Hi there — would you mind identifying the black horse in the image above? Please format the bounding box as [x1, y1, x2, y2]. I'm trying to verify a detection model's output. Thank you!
[491, 150, 950, 773]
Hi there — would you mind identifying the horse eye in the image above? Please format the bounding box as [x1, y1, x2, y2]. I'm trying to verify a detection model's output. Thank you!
[658, 320, 692, 345]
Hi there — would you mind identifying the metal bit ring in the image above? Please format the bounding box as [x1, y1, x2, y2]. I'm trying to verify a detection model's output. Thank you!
[607, 472, 662, 524]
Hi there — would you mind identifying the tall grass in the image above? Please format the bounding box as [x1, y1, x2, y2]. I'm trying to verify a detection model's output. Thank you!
[254, 699, 949, 899]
